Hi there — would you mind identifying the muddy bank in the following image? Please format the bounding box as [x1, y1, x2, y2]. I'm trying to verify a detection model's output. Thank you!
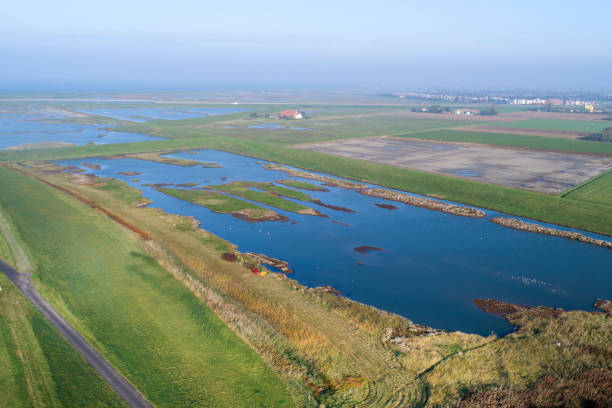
[221, 253, 238, 262]
[491, 217, 612, 249]
[245, 252, 292, 273]
[474, 299, 564, 319]
[83, 163, 101, 170]
[375, 203, 398, 210]
[232, 212, 288, 223]
[360, 189, 487, 218]
[354, 246, 383, 254]
[310, 199, 355, 213]
[117, 171, 140, 176]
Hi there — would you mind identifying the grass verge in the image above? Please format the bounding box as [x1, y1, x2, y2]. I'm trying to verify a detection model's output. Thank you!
[0, 273, 127, 408]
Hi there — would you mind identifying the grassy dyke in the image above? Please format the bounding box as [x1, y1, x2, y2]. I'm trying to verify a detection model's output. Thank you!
[276, 179, 328, 191]
[0, 166, 293, 408]
[0, 273, 127, 408]
[158, 187, 280, 220]
[488, 118, 609, 133]
[563, 169, 612, 207]
[209, 181, 315, 214]
[397, 129, 612, 154]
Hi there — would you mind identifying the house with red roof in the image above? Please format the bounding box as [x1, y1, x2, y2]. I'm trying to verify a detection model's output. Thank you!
[280, 109, 304, 119]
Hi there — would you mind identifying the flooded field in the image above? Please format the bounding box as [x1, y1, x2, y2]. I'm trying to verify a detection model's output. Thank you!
[296, 137, 612, 193]
[58, 149, 612, 335]
[76, 106, 246, 122]
[0, 109, 162, 150]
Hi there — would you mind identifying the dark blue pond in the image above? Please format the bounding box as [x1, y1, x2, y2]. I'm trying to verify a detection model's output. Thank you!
[58, 150, 612, 335]
[0, 111, 162, 150]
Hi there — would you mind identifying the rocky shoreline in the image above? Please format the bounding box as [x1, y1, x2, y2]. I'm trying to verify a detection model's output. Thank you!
[264, 164, 368, 189]
[360, 188, 487, 218]
[491, 217, 612, 249]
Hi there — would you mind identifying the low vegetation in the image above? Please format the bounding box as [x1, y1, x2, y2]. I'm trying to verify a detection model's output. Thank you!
[0, 166, 293, 408]
[157, 187, 283, 221]
[209, 180, 320, 214]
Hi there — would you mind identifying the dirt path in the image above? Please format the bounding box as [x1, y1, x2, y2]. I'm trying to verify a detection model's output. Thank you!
[0, 260, 153, 408]
[0, 209, 33, 273]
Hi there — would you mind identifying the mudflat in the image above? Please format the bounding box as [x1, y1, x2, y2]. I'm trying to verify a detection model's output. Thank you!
[296, 136, 612, 193]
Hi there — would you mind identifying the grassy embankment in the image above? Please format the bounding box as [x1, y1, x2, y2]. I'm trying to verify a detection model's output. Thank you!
[0, 166, 293, 408]
[1, 207, 126, 407]
[10, 161, 612, 407]
[157, 187, 282, 221]
[562, 169, 612, 207]
[0, 273, 128, 408]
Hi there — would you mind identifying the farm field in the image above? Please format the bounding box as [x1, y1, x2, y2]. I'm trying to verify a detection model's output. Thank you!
[394, 128, 612, 154]
[0, 166, 293, 408]
[488, 118, 610, 133]
[563, 170, 612, 207]
[296, 137, 612, 193]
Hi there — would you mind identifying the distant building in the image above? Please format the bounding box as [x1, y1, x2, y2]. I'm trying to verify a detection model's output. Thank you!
[455, 109, 480, 116]
[547, 98, 564, 106]
[585, 103, 595, 113]
[280, 110, 304, 119]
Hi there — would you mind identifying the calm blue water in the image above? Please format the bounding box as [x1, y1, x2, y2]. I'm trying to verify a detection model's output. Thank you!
[76, 107, 246, 122]
[58, 150, 612, 335]
[0, 111, 162, 150]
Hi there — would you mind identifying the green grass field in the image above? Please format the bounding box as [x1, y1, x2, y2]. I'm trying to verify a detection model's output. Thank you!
[0, 273, 128, 408]
[0, 232, 14, 266]
[158, 187, 280, 219]
[210, 181, 315, 213]
[0, 166, 293, 408]
[563, 170, 612, 207]
[397, 129, 612, 154]
[488, 118, 609, 133]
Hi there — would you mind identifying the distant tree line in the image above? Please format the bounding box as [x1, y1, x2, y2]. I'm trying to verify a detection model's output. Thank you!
[479, 106, 498, 116]
[581, 127, 612, 142]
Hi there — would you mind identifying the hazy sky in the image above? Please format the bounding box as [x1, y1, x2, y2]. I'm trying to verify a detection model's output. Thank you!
[2, 0, 611, 92]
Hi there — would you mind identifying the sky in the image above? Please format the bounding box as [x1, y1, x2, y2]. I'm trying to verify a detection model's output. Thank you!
[1, 0, 611, 92]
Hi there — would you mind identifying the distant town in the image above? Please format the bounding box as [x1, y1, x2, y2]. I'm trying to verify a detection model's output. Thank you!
[381, 91, 612, 113]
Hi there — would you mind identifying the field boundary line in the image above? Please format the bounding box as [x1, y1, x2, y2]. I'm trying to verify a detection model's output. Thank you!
[560, 168, 612, 198]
